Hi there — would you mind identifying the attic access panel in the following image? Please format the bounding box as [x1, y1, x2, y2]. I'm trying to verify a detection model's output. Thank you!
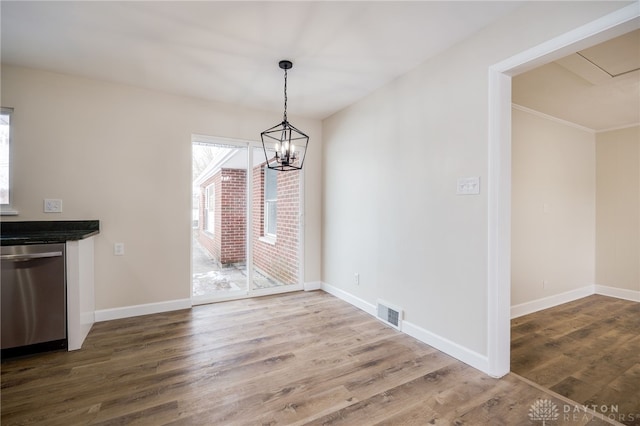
[577, 28, 640, 77]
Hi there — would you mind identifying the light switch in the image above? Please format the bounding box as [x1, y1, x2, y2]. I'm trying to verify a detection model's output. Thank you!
[457, 177, 480, 195]
[114, 243, 125, 256]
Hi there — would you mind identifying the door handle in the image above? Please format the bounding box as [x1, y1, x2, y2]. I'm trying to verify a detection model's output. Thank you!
[0, 251, 63, 262]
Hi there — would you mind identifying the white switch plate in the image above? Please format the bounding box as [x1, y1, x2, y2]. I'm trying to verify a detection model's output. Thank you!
[457, 177, 480, 195]
[114, 243, 125, 256]
[44, 199, 63, 213]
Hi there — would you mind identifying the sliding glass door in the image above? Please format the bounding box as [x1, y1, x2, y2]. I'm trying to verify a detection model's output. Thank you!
[191, 137, 302, 304]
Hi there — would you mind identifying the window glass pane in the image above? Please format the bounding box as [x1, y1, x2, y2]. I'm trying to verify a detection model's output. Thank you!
[265, 200, 277, 235]
[264, 167, 277, 236]
[0, 108, 11, 205]
[264, 167, 277, 201]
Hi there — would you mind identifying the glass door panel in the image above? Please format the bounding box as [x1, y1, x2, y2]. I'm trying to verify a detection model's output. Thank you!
[192, 142, 248, 302]
[250, 147, 300, 292]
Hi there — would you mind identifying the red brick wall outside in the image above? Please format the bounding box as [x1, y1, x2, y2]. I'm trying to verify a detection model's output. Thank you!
[220, 168, 246, 264]
[197, 164, 299, 285]
[197, 168, 246, 265]
[252, 164, 300, 285]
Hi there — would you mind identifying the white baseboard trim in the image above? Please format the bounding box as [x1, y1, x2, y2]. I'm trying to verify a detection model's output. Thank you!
[402, 320, 489, 373]
[304, 281, 322, 291]
[511, 283, 640, 319]
[320, 282, 489, 374]
[595, 285, 640, 302]
[511, 286, 594, 319]
[95, 298, 192, 322]
[320, 282, 376, 316]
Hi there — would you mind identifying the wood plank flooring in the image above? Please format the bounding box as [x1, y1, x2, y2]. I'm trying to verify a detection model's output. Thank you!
[2, 291, 613, 425]
[511, 295, 640, 426]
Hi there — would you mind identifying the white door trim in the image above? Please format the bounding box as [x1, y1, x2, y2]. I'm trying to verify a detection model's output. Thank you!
[487, 3, 640, 378]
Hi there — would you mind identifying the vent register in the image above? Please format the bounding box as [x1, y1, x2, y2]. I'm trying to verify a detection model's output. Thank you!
[376, 300, 403, 330]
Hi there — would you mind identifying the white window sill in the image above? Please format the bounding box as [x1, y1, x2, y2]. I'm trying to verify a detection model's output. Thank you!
[1, 208, 19, 216]
[259, 235, 277, 245]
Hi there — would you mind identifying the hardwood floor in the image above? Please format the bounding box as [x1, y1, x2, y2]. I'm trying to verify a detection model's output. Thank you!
[2, 291, 613, 425]
[511, 295, 640, 426]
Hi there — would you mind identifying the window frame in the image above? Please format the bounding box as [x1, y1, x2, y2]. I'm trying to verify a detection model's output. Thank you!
[0, 107, 16, 215]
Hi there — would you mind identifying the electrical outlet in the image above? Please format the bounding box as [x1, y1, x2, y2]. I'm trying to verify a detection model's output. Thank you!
[44, 199, 63, 213]
[114, 243, 125, 256]
[354, 273, 360, 285]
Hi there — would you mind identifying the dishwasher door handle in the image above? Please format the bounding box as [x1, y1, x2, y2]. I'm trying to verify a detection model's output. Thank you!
[0, 251, 63, 262]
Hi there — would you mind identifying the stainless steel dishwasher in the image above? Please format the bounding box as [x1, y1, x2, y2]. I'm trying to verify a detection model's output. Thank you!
[1, 243, 67, 356]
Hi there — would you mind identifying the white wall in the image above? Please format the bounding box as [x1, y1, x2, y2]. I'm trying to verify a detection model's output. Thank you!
[1, 65, 322, 311]
[511, 107, 596, 306]
[321, 1, 627, 362]
[596, 125, 640, 293]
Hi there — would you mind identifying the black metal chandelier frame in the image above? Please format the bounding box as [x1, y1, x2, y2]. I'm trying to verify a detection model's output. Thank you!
[261, 60, 309, 172]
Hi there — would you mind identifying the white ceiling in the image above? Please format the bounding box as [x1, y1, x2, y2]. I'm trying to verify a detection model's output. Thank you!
[513, 29, 640, 132]
[1, 1, 522, 120]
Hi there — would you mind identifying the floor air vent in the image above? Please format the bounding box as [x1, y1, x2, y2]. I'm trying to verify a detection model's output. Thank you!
[376, 300, 403, 330]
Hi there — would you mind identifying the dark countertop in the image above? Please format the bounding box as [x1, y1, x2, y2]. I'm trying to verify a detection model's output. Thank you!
[1, 220, 100, 245]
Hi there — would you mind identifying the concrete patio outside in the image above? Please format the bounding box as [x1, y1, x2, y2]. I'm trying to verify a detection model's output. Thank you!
[192, 236, 287, 297]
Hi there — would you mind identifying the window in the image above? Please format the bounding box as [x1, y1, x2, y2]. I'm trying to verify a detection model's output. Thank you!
[0, 107, 13, 210]
[204, 184, 215, 233]
[264, 167, 277, 237]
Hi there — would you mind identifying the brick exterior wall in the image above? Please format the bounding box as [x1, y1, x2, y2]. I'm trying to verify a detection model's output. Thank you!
[220, 169, 246, 264]
[252, 164, 300, 285]
[197, 164, 299, 285]
[198, 168, 246, 265]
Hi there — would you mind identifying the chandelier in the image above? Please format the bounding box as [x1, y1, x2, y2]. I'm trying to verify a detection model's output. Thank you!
[261, 60, 309, 171]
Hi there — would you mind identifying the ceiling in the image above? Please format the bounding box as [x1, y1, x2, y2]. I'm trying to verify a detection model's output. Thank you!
[3, 2, 637, 129]
[1, 1, 522, 120]
[513, 29, 640, 132]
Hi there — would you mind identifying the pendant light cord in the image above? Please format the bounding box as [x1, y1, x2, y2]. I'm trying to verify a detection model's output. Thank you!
[283, 68, 288, 123]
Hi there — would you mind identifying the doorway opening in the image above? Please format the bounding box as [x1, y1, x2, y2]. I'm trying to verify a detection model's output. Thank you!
[487, 4, 638, 378]
[507, 23, 640, 423]
[191, 135, 303, 304]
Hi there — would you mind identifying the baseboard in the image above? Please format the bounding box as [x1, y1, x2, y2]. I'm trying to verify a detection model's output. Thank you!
[320, 282, 489, 374]
[402, 320, 489, 373]
[95, 298, 192, 322]
[320, 282, 376, 316]
[304, 281, 322, 291]
[511, 286, 594, 319]
[595, 285, 640, 302]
